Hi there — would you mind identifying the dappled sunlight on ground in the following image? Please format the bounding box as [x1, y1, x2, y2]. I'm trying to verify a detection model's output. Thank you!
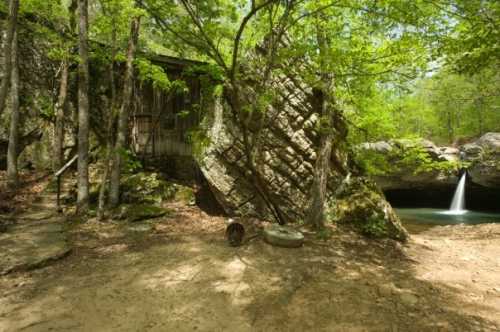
[1, 206, 500, 331]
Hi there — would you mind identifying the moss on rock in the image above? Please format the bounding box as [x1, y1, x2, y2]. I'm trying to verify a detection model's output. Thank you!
[115, 204, 171, 222]
[328, 175, 409, 241]
[121, 172, 177, 204]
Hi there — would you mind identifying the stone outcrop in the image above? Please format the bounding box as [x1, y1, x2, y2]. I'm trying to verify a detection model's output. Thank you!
[200, 93, 328, 223]
[329, 175, 408, 241]
[463, 133, 500, 188]
[198, 70, 408, 240]
[357, 139, 459, 190]
[358, 133, 500, 190]
[0, 128, 43, 169]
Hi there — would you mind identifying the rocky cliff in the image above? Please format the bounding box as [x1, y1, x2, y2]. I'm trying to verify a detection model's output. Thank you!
[357, 133, 500, 190]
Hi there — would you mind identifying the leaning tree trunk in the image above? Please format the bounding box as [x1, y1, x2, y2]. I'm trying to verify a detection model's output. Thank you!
[53, 59, 69, 172]
[7, 30, 19, 189]
[0, 0, 19, 117]
[109, 16, 141, 208]
[76, 0, 90, 215]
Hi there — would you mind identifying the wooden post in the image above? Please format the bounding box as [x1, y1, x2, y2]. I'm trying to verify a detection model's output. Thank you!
[54, 154, 78, 212]
[57, 175, 61, 211]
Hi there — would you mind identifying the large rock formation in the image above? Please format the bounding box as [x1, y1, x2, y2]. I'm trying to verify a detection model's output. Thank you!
[358, 133, 500, 190]
[357, 138, 459, 190]
[199, 70, 408, 240]
[200, 92, 331, 223]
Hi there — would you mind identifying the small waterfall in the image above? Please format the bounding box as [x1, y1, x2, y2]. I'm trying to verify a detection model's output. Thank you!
[449, 173, 467, 213]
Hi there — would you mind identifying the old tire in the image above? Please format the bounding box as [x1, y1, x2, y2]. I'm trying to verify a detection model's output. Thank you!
[263, 224, 304, 248]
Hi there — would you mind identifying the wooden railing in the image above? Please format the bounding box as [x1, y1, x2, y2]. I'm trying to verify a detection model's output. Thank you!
[54, 155, 78, 209]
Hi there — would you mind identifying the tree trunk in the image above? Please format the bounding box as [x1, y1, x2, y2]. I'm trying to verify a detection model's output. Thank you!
[76, 0, 90, 215]
[305, 88, 334, 230]
[7, 30, 19, 189]
[97, 26, 118, 220]
[109, 16, 141, 208]
[305, 21, 335, 230]
[0, 0, 19, 116]
[53, 59, 69, 172]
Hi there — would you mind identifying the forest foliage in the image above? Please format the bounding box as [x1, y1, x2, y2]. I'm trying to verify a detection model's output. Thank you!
[0, 0, 498, 226]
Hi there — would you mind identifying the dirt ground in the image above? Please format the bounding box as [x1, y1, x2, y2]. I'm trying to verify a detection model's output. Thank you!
[1, 202, 499, 331]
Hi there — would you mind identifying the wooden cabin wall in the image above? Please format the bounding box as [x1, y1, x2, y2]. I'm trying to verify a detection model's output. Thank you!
[130, 66, 203, 163]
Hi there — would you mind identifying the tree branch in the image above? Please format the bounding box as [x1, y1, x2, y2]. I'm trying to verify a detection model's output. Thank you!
[230, 0, 278, 82]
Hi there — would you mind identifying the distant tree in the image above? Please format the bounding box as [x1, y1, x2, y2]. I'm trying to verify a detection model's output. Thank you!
[76, 0, 90, 214]
[6, 30, 19, 188]
[53, 0, 78, 172]
[438, 0, 500, 73]
[0, 0, 19, 116]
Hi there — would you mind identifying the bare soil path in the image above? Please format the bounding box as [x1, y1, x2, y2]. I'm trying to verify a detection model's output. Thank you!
[0, 185, 70, 275]
[1, 200, 499, 331]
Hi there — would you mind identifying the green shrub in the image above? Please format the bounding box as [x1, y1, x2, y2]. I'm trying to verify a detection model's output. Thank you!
[360, 215, 387, 238]
[121, 172, 177, 204]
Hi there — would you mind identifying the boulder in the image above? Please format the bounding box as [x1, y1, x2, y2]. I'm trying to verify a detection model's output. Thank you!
[328, 175, 408, 241]
[461, 143, 483, 159]
[115, 203, 170, 222]
[437, 147, 460, 162]
[475, 132, 500, 152]
[199, 65, 404, 240]
[200, 84, 340, 223]
[359, 141, 393, 153]
[121, 172, 177, 204]
[465, 133, 500, 188]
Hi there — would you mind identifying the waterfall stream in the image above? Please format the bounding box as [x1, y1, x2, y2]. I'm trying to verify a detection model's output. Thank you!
[447, 173, 467, 215]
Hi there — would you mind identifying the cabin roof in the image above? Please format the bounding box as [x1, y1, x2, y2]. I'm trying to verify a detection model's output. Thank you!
[147, 53, 206, 68]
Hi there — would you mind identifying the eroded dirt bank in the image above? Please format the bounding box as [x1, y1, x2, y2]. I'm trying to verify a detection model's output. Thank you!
[1, 205, 499, 332]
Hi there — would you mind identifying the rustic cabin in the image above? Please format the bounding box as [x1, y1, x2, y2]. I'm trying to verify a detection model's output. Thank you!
[129, 55, 207, 182]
